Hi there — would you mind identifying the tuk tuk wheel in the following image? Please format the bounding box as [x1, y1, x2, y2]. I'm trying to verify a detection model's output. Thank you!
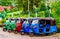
[14, 30, 18, 34]
[20, 32, 24, 35]
[53, 31, 56, 35]
[3, 28, 7, 32]
[8, 30, 12, 33]
[29, 32, 34, 37]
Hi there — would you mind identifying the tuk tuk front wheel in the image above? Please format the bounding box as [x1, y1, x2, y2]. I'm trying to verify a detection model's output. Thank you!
[20, 32, 24, 35]
[3, 28, 7, 32]
[8, 30, 12, 33]
[14, 30, 18, 34]
[29, 32, 34, 37]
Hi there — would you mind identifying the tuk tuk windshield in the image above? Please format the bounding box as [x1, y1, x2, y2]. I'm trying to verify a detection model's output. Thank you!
[32, 20, 38, 24]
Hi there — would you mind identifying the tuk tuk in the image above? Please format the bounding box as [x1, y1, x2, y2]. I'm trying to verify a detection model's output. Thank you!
[14, 18, 22, 34]
[8, 18, 16, 33]
[29, 18, 57, 36]
[20, 18, 30, 35]
[3, 18, 10, 32]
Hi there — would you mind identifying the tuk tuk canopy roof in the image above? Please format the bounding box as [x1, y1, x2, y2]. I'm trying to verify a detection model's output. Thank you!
[40, 17, 54, 20]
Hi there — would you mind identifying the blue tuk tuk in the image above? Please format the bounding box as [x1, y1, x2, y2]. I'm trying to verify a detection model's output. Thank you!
[20, 18, 30, 35]
[29, 18, 58, 36]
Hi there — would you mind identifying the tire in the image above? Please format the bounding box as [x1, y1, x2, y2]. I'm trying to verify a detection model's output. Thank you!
[20, 32, 24, 35]
[14, 30, 18, 34]
[8, 29, 12, 33]
[53, 32, 56, 35]
[29, 32, 34, 37]
[3, 28, 7, 32]
[46, 33, 49, 35]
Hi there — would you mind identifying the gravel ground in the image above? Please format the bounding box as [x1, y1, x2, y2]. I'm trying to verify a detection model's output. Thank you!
[0, 28, 60, 39]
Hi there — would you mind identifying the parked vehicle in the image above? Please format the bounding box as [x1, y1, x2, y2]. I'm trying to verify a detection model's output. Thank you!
[29, 18, 39, 36]
[8, 18, 16, 33]
[44, 18, 58, 34]
[14, 18, 22, 34]
[20, 18, 30, 35]
[3, 18, 10, 32]
[29, 18, 58, 36]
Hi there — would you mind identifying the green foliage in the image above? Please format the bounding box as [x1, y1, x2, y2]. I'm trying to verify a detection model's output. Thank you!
[40, 2, 47, 11]
[38, 11, 45, 18]
[51, 1, 60, 14]
[45, 10, 50, 17]
[55, 18, 60, 26]
[0, 0, 60, 26]
[50, 1, 60, 26]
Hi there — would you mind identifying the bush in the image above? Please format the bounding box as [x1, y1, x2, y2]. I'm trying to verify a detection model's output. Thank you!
[55, 18, 60, 26]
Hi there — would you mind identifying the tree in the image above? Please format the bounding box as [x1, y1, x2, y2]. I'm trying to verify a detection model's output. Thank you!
[51, 1, 60, 14]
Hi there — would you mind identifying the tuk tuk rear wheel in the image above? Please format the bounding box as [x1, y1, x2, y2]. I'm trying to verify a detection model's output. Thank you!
[8, 30, 12, 33]
[3, 28, 7, 32]
[53, 32, 56, 35]
[29, 32, 34, 37]
[14, 30, 18, 34]
[20, 32, 24, 35]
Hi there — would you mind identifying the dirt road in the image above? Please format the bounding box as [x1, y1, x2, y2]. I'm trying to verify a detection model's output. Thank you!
[0, 28, 60, 39]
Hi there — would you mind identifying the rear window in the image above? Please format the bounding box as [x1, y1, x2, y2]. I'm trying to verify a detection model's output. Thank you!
[40, 20, 46, 25]
[46, 20, 51, 25]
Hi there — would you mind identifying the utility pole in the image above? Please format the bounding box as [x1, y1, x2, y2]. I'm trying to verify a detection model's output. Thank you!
[36, 10, 38, 18]
[28, 0, 30, 18]
[34, 5, 38, 18]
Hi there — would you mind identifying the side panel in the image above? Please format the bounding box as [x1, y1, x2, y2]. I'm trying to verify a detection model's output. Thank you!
[50, 26, 58, 33]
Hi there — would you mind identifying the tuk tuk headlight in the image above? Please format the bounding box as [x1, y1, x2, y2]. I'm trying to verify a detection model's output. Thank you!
[6, 24, 8, 26]
[25, 26, 28, 28]
[3, 24, 7, 26]
[33, 26, 37, 29]
[3, 24, 5, 26]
